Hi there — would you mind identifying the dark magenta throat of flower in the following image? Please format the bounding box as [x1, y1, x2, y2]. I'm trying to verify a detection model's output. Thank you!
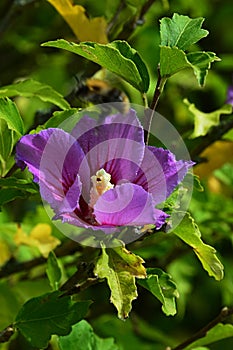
[15, 109, 194, 236]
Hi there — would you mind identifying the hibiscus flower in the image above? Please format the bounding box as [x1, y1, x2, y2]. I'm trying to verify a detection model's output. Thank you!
[16, 109, 193, 234]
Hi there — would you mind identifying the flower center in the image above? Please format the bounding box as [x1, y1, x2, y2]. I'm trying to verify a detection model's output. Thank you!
[89, 168, 114, 208]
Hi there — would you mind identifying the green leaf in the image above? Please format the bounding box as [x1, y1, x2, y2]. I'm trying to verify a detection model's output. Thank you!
[0, 120, 15, 177]
[14, 291, 91, 349]
[94, 245, 146, 319]
[0, 97, 24, 135]
[184, 323, 233, 349]
[138, 268, 178, 316]
[187, 51, 220, 86]
[159, 14, 218, 85]
[46, 251, 62, 290]
[59, 320, 119, 350]
[184, 99, 233, 138]
[0, 177, 38, 193]
[160, 47, 219, 86]
[173, 213, 224, 281]
[160, 13, 209, 50]
[42, 39, 149, 93]
[0, 178, 38, 209]
[45, 108, 79, 128]
[0, 188, 29, 209]
[0, 99, 22, 175]
[0, 79, 70, 110]
[160, 46, 190, 77]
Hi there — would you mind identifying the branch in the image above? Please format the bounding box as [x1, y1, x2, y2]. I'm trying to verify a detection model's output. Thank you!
[113, 0, 157, 40]
[0, 0, 39, 39]
[169, 306, 233, 350]
[0, 240, 82, 279]
[189, 115, 233, 159]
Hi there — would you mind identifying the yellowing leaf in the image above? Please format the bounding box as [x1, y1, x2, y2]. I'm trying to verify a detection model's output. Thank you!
[95, 247, 137, 319]
[14, 224, 61, 258]
[194, 141, 233, 179]
[47, 0, 108, 43]
[0, 240, 11, 266]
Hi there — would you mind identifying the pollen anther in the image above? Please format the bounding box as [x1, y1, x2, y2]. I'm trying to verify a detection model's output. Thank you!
[89, 168, 114, 207]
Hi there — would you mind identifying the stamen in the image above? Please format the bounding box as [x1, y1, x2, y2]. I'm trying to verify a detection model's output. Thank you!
[89, 168, 114, 207]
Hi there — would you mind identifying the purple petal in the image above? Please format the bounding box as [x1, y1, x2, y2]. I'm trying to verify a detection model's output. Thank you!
[72, 109, 145, 177]
[16, 128, 90, 214]
[226, 85, 233, 105]
[94, 183, 165, 227]
[16, 129, 54, 182]
[56, 211, 118, 234]
[135, 147, 194, 204]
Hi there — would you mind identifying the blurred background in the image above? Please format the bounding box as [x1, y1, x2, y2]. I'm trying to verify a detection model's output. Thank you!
[0, 0, 233, 349]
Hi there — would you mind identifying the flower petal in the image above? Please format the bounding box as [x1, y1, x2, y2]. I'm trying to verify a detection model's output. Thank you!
[16, 129, 54, 182]
[72, 109, 145, 177]
[94, 183, 164, 227]
[135, 146, 194, 204]
[16, 128, 90, 214]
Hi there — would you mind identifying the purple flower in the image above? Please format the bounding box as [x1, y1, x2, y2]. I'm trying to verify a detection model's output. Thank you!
[226, 85, 233, 106]
[16, 109, 193, 233]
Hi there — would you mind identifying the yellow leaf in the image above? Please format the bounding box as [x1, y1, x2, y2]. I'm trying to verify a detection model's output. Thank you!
[194, 140, 233, 179]
[47, 0, 108, 43]
[14, 224, 61, 258]
[0, 240, 11, 266]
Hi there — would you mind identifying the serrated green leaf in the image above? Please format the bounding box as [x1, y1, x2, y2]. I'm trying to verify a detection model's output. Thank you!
[14, 291, 91, 349]
[160, 47, 219, 85]
[59, 320, 119, 350]
[0, 79, 70, 110]
[160, 13, 208, 50]
[187, 51, 220, 86]
[160, 46, 190, 77]
[138, 268, 178, 316]
[173, 213, 224, 281]
[94, 247, 144, 319]
[42, 40, 149, 93]
[0, 98, 24, 135]
[184, 99, 233, 138]
[184, 323, 233, 349]
[46, 251, 62, 290]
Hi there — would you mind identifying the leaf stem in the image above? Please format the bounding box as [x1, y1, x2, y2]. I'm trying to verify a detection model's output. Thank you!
[144, 65, 167, 144]
[169, 306, 233, 350]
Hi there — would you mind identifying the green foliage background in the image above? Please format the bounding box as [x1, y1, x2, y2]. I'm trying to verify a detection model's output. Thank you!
[0, 0, 233, 349]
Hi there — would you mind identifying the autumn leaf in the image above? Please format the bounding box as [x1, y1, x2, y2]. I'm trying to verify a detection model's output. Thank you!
[47, 0, 108, 43]
[0, 240, 11, 266]
[194, 141, 233, 179]
[14, 224, 61, 258]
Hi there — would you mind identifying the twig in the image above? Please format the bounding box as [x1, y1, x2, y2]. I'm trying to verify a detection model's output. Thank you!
[189, 116, 233, 159]
[170, 306, 233, 350]
[115, 0, 157, 40]
[0, 0, 39, 38]
[144, 65, 167, 144]
[139, 0, 157, 23]
[0, 240, 82, 279]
